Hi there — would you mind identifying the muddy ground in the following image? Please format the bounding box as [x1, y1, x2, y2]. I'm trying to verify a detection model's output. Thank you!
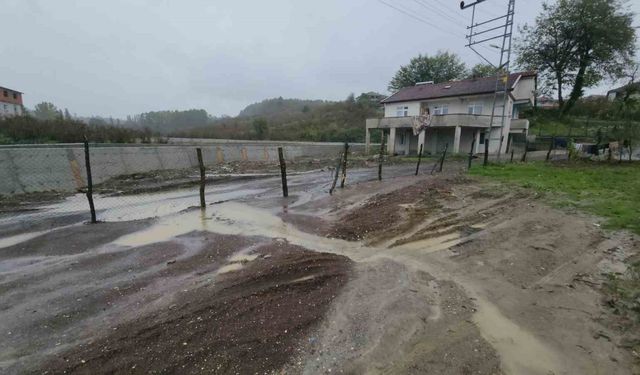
[1, 162, 638, 374]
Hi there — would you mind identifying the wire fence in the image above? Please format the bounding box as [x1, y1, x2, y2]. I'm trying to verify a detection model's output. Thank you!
[0, 142, 361, 235]
[1, 137, 633, 239]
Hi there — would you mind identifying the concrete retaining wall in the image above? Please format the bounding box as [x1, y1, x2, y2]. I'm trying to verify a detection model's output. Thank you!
[0, 140, 364, 196]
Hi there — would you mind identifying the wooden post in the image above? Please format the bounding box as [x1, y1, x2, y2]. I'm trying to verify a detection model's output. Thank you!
[467, 132, 476, 170]
[340, 142, 349, 188]
[510, 149, 515, 163]
[378, 130, 385, 181]
[329, 153, 342, 195]
[277, 147, 288, 197]
[546, 137, 555, 161]
[83, 137, 97, 224]
[521, 140, 529, 162]
[196, 148, 206, 208]
[415, 143, 423, 176]
[438, 143, 448, 172]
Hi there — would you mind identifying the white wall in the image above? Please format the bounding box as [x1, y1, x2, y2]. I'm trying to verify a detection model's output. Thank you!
[384, 101, 422, 117]
[385, 94, 497, 117]
[0, 103, 22, 117]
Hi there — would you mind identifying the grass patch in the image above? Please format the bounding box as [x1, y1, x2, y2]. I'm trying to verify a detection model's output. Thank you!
[469, 161, 640, 235]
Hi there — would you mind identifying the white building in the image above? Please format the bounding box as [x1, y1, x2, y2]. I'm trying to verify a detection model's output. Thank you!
[0, 86, 24, 118]
[366, 71, 537, 155]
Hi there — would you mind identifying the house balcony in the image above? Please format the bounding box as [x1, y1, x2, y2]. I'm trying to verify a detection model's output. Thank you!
[366, 114, 510, 130]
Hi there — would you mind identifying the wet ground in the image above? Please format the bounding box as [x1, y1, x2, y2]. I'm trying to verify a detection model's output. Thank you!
[1, 162, 638, 374]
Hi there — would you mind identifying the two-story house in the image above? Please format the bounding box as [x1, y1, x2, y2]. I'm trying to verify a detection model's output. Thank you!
[0, 86, 24, 118]
[365, 71, 536, 155]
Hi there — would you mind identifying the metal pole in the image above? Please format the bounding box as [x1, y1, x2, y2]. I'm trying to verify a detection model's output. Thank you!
[462, 0, 516, 165]
[415, 143, 424, 176]
[439, 143, 448, 172]
[196, 148, 206, 208]
[496, 0, 516, 158]
[340, 142, 349, 188]
[378, 130, 386, 181]
[329, 153, 342, 195]
[278, 147, 288, 197]
[468, 132, 476, 170]
[83, 136, 97, 224]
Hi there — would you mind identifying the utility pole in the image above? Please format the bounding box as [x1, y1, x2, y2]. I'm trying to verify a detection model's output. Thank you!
[461, 0, 516, 165]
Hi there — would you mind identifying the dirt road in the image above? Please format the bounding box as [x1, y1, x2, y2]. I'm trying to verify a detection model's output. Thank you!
[0, 163, 637, 374]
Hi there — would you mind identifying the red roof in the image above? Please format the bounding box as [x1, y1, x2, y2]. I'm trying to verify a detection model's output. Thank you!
[381, 71, 536, 104]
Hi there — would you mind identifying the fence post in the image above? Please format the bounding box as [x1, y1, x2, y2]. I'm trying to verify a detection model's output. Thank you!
[546, 136, 555, 161]
[83, 137, 97, 224]
[329, 153, 342, 195]
[340, 142, 349, 188]
[278, 147, 288, 197]
[483, 131, 489, 167]
[378, 130, 386, 181]
[439, 143, 448, 172]
[196, 148, 206, 209]
[415, 144, 423, 176]
[467, 133, 476, 170]
[510, 149, 515, 163]
[521, 140, 529, 162]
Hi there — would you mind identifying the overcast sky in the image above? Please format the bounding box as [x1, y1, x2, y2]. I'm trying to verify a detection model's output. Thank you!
[3, 0, 639, 118]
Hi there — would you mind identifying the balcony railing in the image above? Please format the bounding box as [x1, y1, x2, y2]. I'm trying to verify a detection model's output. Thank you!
[366, 114, 513, 129]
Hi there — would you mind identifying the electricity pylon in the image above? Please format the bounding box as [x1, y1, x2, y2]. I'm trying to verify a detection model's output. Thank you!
[460, 0, 516, 166]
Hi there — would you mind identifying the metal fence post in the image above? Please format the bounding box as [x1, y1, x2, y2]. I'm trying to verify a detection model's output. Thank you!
[196, 148, 206, 209]
[340, 142, 349, 188]
[329, 153, 342, 195]
[83, 137, 97, 223]
[278, 147, 288, 197]
[468, 133, 476, 170]
[439, 143, 448, 172]
[546, 136, 555, 161]
[521, 140, 529, 162]
[415, 143, 423, 176]
[378, 130, 386, 181]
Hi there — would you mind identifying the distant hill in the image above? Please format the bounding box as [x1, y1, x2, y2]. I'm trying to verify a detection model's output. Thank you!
[238, 97, 331, 118]
[173, 93, 385, 143]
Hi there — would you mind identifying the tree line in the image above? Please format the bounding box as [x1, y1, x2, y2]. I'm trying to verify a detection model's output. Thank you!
[0, 115, 152, 144]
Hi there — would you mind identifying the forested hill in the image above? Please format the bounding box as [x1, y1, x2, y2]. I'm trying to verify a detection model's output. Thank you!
[172, 93, 384, 143]
[238, 98, 330, 118]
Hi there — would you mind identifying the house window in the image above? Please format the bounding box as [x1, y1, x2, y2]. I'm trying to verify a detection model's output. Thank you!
[400, 132, 406, 145]
[433, 104, 449, 115]
[12, 93, 17, 99]
[468, 103, 483, 115]
[3, 91, 7, 97]
[395, 106, 409, 117]
[479, 132, 486, 145]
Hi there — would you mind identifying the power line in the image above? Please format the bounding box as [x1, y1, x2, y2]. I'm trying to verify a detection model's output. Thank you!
[376, 0, 467, 40]
[430, 0, 470, 22]
[410, 0, 463, 25]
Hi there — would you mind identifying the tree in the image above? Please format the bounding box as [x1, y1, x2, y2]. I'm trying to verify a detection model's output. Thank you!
[516, 0, 636, 115]
[33, 102, 60, 121]
[252, 118, 268, 140]
[469, 63, 496, 78]
[388, 51, 467, 92]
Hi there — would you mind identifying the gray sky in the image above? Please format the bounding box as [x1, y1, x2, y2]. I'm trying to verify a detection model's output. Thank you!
[3, 0, 639, 118]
